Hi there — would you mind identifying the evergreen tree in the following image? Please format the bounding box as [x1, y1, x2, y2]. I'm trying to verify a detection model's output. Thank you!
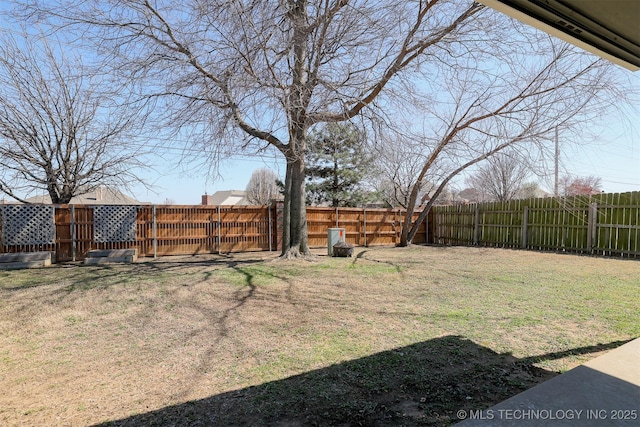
[306, 123, 374, 207]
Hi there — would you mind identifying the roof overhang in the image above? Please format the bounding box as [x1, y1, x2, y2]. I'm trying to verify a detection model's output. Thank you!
[478, 0, 640, 71]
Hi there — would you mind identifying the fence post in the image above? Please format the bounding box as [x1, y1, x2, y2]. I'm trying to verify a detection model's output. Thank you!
[363, 208, 367, 247]
[70, 205, 76, 261]
[151, 205, 158, 258]
[392, 210, 396, 246]
[587, 202, 598, 253]
[424, 208, 429, 244]
[217, 205, 222, 255]
[273, 201, 284, 252]
[473, 205, 480, 246]
[521, 206, 529, 249]
[400, 209, 405, 246]
[268, 204, 272, 252]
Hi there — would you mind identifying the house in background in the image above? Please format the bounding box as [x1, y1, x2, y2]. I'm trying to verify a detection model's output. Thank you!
[201, 190, 249, 206]
[24, 186, 148, 205]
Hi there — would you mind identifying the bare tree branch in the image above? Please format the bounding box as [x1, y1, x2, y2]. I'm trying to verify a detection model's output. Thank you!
[0, 31, 148, 203]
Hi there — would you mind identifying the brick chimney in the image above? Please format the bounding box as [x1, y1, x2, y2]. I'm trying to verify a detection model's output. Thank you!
[202, 194, 213, 205]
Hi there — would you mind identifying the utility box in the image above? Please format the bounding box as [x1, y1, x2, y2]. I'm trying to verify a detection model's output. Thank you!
[327, 228, 346, 256]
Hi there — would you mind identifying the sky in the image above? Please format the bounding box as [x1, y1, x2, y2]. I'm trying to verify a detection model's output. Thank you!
[1, 5, 639, 205]
[130, 153, 287, 205]
[129, 80, 640, 205]
[130, 126, 640, 206]
[128, 32, 640, 205]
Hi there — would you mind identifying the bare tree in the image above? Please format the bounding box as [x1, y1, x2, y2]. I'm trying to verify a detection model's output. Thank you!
[465, 151, 531, 202]
[372, 125, 457, 209]
[19, 0, 485, 257]
[245, 168, 280, 205]
[0, 32, 147, 204]
[385, 32, 629, 246]
[517, 182, 546, 199]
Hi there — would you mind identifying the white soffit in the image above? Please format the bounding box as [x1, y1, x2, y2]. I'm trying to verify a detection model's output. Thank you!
[479, 0, 640, 71]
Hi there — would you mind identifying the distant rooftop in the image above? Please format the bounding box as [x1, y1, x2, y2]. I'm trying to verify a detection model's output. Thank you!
[22, 186, 148, 205]
[201, 190, 249, 206]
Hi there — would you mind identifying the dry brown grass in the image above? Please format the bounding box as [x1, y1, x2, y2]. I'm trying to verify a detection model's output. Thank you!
[0, 246, 638, 426]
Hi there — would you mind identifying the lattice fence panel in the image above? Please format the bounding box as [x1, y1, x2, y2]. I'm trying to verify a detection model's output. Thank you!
[1, 205, 55, 245]
[94, 206, 138, 243]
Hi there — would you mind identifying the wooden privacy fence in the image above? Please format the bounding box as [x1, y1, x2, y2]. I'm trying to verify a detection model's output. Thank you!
[306, 206, 427, 248]
[0, 204, 426, 262]
[430, 191, 640, 258]
[2, 192, 636, 262]
[0, 205, 274, 261]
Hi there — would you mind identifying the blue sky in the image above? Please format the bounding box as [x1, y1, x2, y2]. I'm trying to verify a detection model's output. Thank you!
[131, 153, 287, 205]
[564, 112, 640, 194]
[131, 81, 640, 205]
[1, 6, 639, 205]
[130, 131, 640, 206]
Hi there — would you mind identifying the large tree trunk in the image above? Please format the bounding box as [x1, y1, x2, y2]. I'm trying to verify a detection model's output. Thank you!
[398, 178, 422, 247]
[281, 161, 293, 253]
[280, 1, 312, 258]
[281, 156, 310, 258]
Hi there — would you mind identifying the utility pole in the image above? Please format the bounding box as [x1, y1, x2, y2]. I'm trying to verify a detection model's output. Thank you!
[554, 127, 559, 197]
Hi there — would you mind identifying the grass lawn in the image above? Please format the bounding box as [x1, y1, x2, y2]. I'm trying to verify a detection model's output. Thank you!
[0, 245, 638, 426]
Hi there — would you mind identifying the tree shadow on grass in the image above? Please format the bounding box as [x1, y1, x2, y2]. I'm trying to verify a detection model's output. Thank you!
[0, 254, 274, 320]
[93, 336, 631, 427]
[0, 253, 268, 292]
[352, 249, 403, 273]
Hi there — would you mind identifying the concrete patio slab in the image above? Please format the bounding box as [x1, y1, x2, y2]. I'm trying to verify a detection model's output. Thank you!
[456, 338, 640, 426]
